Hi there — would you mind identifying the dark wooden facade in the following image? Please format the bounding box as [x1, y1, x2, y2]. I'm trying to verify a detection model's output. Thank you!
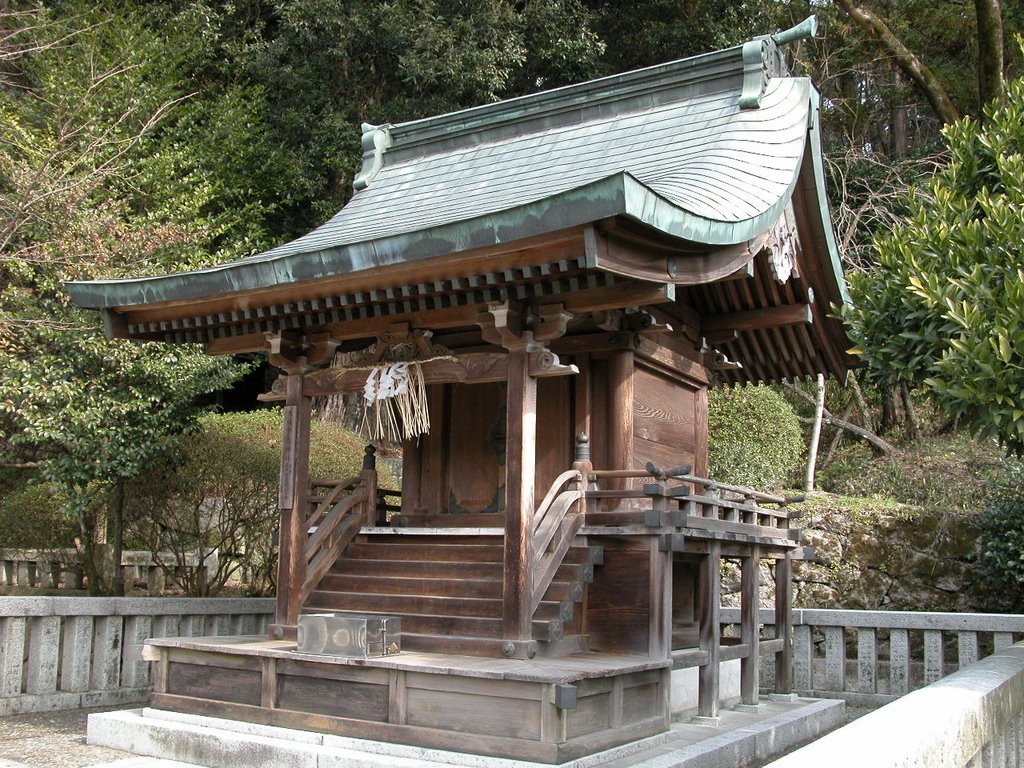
[69, 21, 851, 762]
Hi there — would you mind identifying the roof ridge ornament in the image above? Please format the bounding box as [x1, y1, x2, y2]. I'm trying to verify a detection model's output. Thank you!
[739, 15, 818, 110]
[353, 122, 393, 191]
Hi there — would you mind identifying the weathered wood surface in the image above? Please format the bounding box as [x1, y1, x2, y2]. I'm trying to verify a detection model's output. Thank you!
[147, 637, 670, 763]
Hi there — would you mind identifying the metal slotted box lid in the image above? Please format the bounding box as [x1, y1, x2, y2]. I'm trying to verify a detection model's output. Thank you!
[296, 613, 401, 658]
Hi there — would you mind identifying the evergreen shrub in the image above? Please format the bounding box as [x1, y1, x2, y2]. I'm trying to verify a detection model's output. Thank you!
[127, 409, 392, 595]
[974, 460, 1024, 610]
[708, 384, 803, 489]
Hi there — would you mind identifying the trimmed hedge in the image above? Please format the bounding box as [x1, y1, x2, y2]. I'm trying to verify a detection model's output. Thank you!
[708, 384, 803, 489]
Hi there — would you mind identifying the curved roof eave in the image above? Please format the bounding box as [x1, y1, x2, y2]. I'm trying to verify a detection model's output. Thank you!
[66, 149, 814, 312]
[804, 89, 851, 309]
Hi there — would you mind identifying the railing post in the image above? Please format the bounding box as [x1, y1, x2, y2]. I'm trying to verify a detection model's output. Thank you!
[775, 554, 794, 694]
[823, 625, 845, 692]
[696, 540, 721, 721]
[889, 628, 910, 696]
[857, 627, 876, 694]
[793, 623, 812, 691]
[740, 546, 761, 707]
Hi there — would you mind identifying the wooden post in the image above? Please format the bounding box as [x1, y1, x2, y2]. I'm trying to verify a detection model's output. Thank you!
[503, 348, 537, 649]
[607, 350, 634, 488]
[696, 541, 721, 720]
[774, 553, 793, 693]
[740, 547, 760, 706]
[361, 445, 379, 526]
[274, 373, 312, 633]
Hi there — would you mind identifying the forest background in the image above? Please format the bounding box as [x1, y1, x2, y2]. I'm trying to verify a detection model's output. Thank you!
[1, 0, 1023, 609]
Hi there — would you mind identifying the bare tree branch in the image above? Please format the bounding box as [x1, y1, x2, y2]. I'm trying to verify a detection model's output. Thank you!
[784, 380, 894, 455]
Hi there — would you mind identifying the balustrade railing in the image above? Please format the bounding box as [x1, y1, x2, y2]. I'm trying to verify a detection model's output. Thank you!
[0, 596, 273, 715]
[765, 640, 1024, 768]
[0, 548, 216, 594]
[722, 607, 1024, 706]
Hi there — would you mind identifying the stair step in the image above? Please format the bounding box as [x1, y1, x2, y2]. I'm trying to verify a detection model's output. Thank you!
[346, 543, 504, 562]
[330, 558, 594, 584]
[306, 591, 575, 623]
[319, 574, 504, 599]
[296, 610, 564, 643]
[306, 591, 500, 617]
[318, 573, 582, 603]
[400, 633, 513, 658]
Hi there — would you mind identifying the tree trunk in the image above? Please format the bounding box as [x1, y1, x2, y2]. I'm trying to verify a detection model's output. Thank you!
[805, 374, 826, 493]
[822, 400, 856, 469]
[106, 478, 126, 596]
[975, 0, 1004, 111]
[849, 372, 874, 432]
[784, 381, 894, 455]
[900, 382, 922, 442]
[835, 0, 961, 125]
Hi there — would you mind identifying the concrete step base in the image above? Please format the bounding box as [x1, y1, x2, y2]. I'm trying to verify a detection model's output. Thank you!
[87, 697, 845, 768]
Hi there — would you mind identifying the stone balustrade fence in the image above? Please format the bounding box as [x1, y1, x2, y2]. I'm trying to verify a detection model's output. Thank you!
[2, 601, 1023, 717]
[0, 548, 218, 594]
[0, 596, 274, 715]
[721, 607, 1024, 707]
[764, 641, 1024, 768]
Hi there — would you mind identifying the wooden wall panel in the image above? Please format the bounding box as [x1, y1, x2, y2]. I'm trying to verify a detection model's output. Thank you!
[166, 663, 260, 706]
[535, 377, 572, 503]
[446, 382, 505, 514]
[402, 384, 448, 516]
[631, 364, 698, 474]
[585, 539, 650, 654]
[277, 674, 389, 721]
[406, 688, 540, 739]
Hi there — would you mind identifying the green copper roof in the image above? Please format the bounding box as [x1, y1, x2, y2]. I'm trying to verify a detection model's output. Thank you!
[67, 25, 836, 311]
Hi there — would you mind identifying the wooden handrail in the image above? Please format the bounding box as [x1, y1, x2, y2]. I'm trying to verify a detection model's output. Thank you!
[299, 474, 373, 604]
[306, 477, 360, 530]
[529, 469, 586, 616]
[588, 467, 797, 506]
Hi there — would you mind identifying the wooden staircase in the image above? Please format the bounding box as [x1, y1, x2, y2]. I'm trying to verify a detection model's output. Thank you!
[303, 532, 603, 657]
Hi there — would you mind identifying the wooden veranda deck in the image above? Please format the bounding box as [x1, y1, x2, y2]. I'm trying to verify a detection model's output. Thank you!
[144, 634, 672, 764]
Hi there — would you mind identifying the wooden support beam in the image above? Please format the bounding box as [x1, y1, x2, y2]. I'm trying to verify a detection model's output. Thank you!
[740, 547, 761, 706]
[606, 350, 634, 492]
[701, 303, 812, 335]
[260, 351, 578, 401]
[697, 541, 721, 720]
[273, 373, 311, 634]
[503, 348, 537, 649]
[586, 222, 768, 285]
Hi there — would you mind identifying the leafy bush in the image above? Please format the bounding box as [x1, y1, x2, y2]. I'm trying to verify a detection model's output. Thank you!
[0, 481, 78, 549]
[127, 409, 392, 596]
[974, 460, 1024, 611]
[708, 385, 803, 489]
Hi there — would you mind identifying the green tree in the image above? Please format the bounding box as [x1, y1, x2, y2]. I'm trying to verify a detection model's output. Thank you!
[845, 71, 1024, 454]
[0, 4, 253, 593]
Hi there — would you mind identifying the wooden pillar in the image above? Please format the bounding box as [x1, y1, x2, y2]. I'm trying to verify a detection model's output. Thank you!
[503, 348, 537, 647]
[607, 350, 634, 488]
[774, 553, 794, 693]
[696, 541, 721, 719]
[740, 547, 761, 705]
[274, 373, 312, 632]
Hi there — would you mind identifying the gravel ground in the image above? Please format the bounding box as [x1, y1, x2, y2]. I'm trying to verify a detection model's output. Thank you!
[0, 706, 134, 768]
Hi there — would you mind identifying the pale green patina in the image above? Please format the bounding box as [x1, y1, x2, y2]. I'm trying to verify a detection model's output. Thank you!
[66, 18, 842, 314]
